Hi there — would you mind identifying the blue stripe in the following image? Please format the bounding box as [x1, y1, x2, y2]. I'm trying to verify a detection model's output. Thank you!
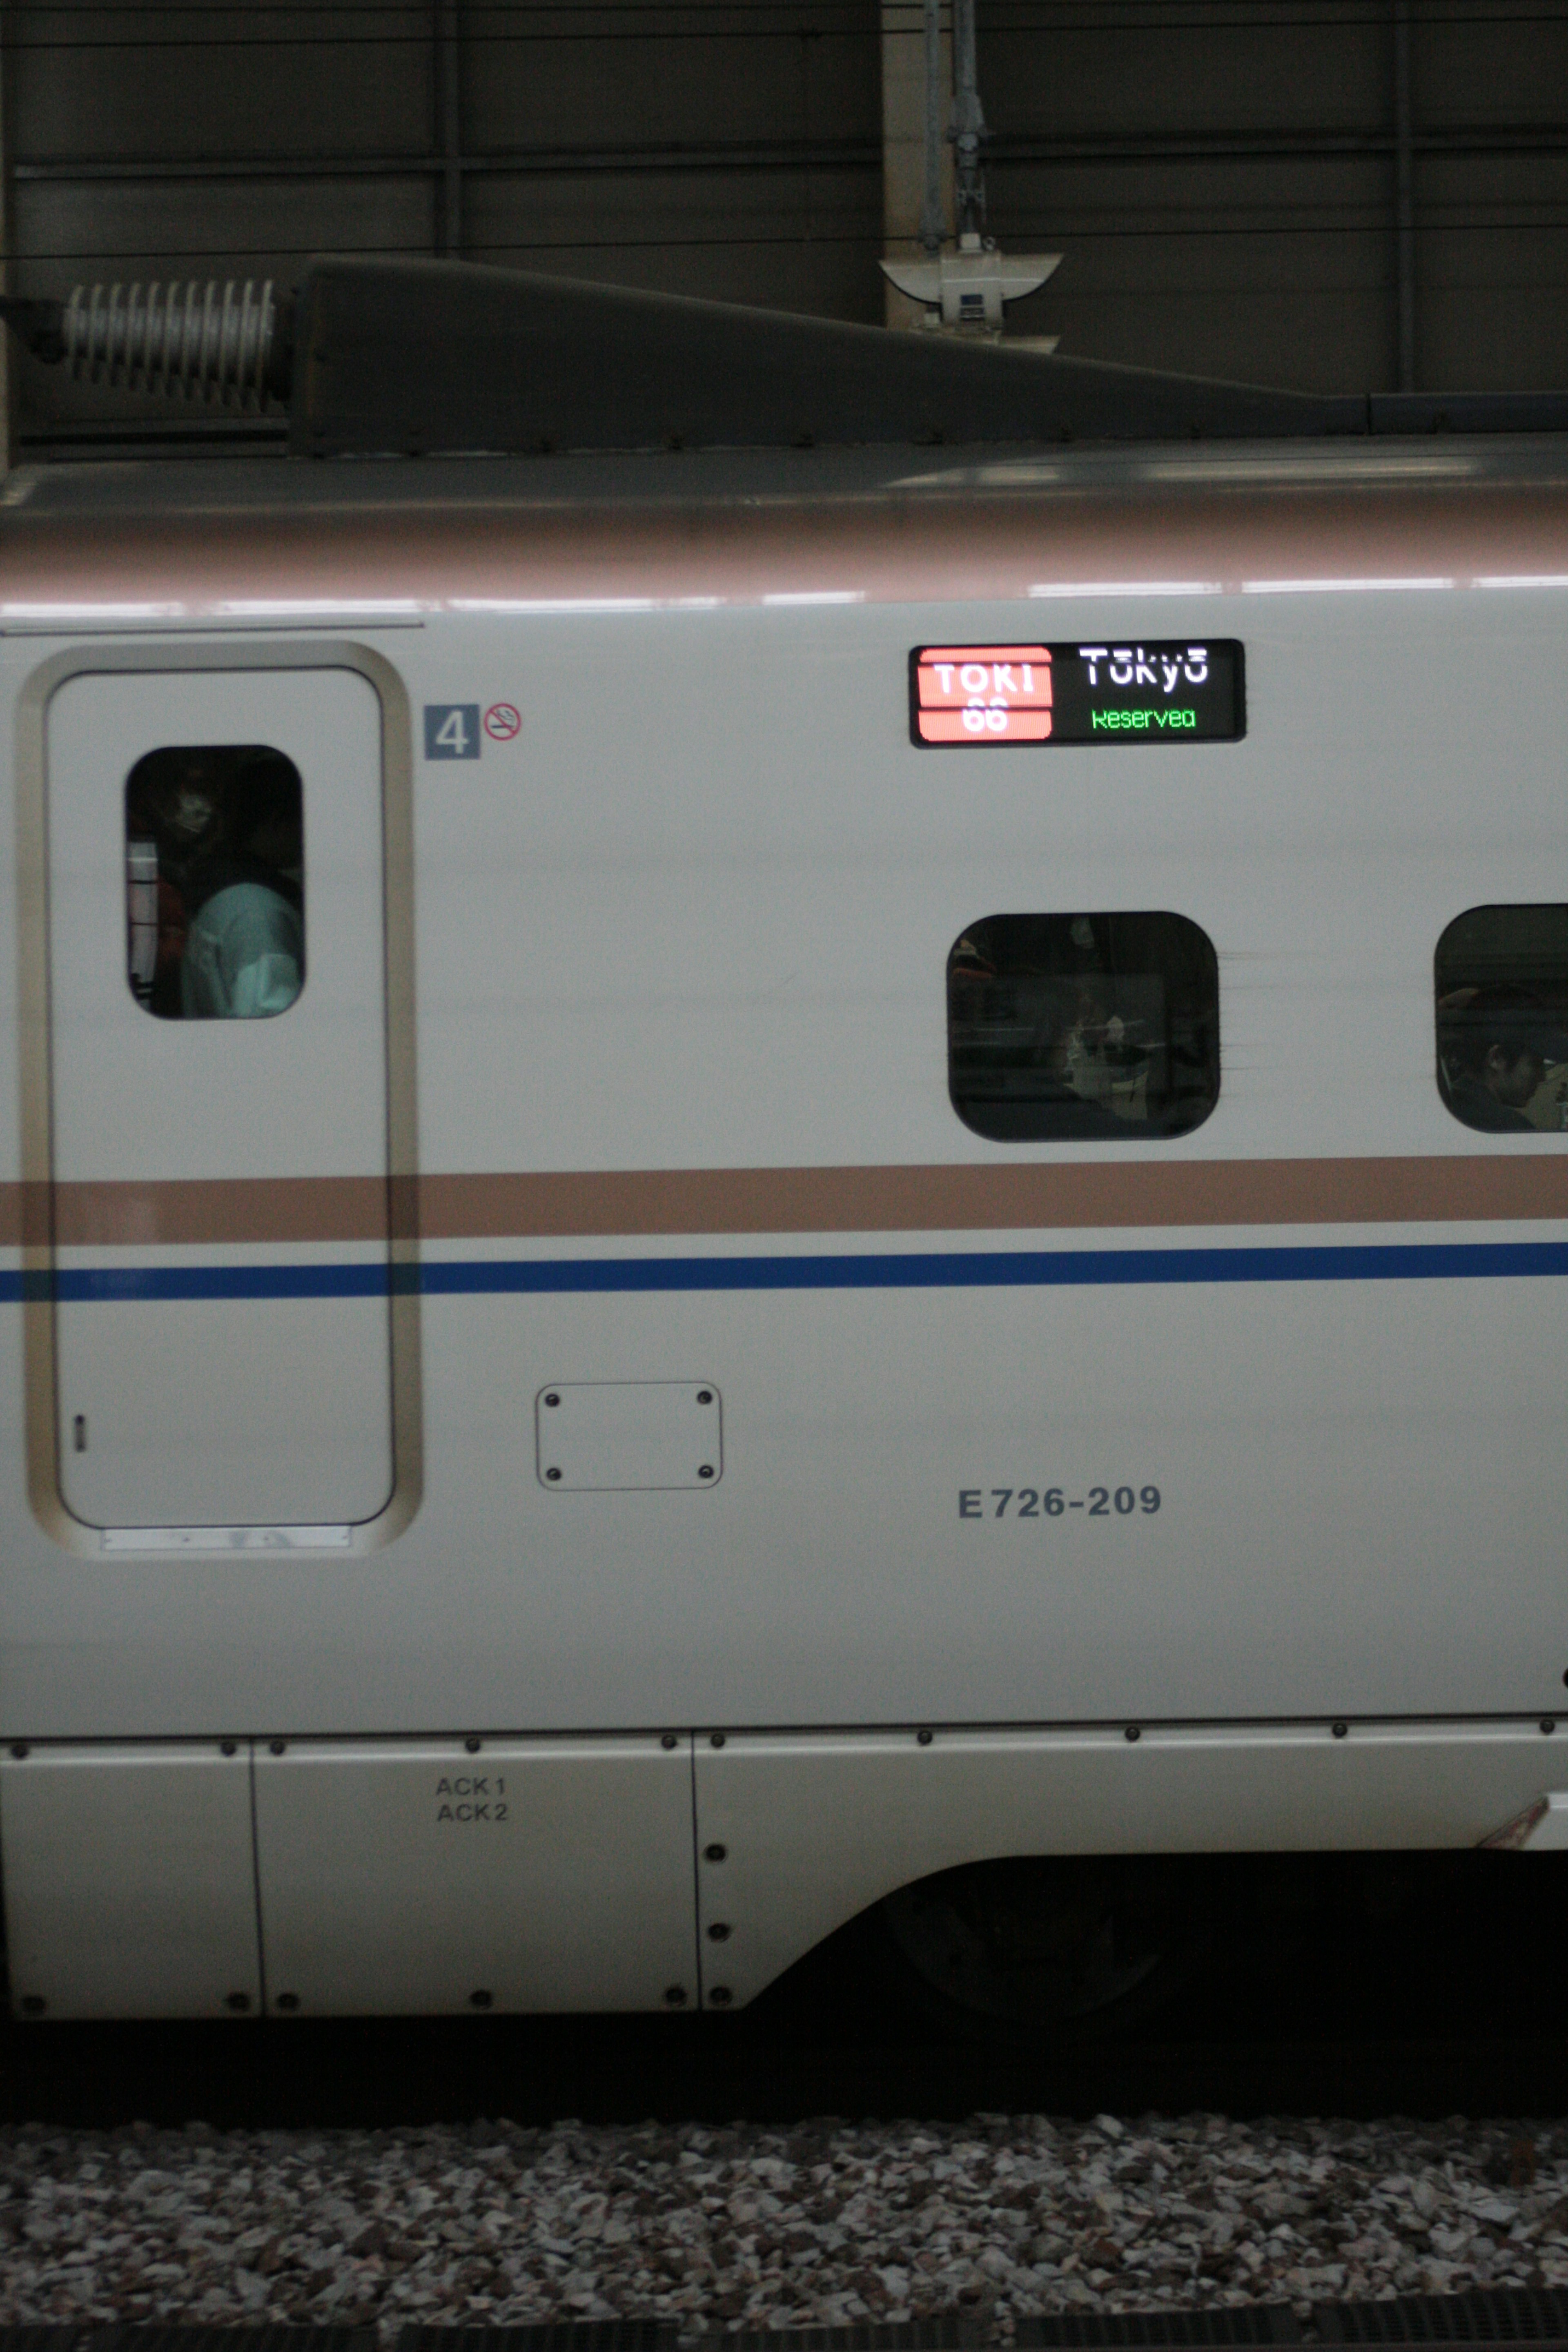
[11, 1237, 1568, 1302]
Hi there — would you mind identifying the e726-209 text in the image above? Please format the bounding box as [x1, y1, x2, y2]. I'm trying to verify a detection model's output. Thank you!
[960, 1486, 1162, 1520]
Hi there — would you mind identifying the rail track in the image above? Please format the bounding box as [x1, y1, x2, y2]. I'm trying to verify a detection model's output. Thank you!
[4, 2286, 1568, 2352]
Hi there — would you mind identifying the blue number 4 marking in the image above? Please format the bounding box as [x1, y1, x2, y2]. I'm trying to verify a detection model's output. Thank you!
[424, 704, 481, 760]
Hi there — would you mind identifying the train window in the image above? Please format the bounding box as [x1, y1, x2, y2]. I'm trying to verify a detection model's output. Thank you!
[948, 912, 1219, 1142]
[1435, 906, 1568, 1134]
[125, 746, 305, 1020]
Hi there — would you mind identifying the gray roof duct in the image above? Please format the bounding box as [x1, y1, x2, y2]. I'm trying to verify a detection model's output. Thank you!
[4, 258, 1567, 453]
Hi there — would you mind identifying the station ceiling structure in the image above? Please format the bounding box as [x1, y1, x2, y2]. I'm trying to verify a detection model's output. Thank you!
[2, 0, 1565, 459]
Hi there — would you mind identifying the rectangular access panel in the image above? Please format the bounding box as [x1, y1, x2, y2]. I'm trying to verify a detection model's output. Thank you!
[535, 1381, 723, 1490]
[254, 1738, 698, 2013]
[45, 666, 393, 1531]
[0, 1742, 261, 2018]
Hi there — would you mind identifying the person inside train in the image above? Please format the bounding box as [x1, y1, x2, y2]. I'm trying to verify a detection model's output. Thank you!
[178, 753, 305, 1020]
[1436, 987, 1559, 1132]
[948, 924, 1134, 1141]
[125, 746, 225, 1018]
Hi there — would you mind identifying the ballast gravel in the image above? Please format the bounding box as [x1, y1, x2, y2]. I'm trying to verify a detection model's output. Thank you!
[0, 2113, 1564, 2336]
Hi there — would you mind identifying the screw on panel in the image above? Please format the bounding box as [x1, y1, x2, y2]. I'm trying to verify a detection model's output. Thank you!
[1544, 1720, 1558, 1735]
[1125, 1726, 1141, 1743]
[465, 1736, 482, 1754]
[269, 1739, 287, 1756]
[698, 1465, 715, 1480]
[707, 1922, 731, 1942]
[704, 1843, 727, 1863]
[710, 1732, 726, 1748]
[697, 1390, 713, 1405]
[469, 1989, 493, 2010]
[19, 1996, 45, 2016]
[9, 1744, 28, 1760]
[1331, 1721, 1348, 1740]
[916, 1728, 933, 1746]
[225, 1992, 251, 2013]
[660, 1732, 679, 1751]
[708, 1986, 732, 2006]
[220, 1740, 238, 1758]
[546, 1467, 562, 1482]
[544, 1392, 561, 1407]
[275, 1993, 300, 2012]
[664, 1984, 687, 2006]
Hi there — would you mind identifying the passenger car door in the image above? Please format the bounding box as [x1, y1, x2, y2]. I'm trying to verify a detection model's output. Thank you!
[46, 665, 393, 1534]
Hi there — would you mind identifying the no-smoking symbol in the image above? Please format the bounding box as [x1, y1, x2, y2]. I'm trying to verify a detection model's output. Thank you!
[483, 702, 521, 742]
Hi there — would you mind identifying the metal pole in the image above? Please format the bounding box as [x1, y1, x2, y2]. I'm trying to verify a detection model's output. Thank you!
[950, 0, 986, 237]
[437, 0, 462, 258]
[882, 0, 952, 323]
[920, 0, 945, 252]
[0, 19, 12, 470]
[1394, 0, 1416, 391]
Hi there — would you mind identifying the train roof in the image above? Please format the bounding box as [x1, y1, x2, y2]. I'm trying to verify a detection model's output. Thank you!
[10, 434, 1568, 521]
[3, 438, 1568, 624]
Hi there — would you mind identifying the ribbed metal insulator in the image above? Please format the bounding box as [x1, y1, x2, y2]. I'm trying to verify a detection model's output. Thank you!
[62, 278, 277, 406]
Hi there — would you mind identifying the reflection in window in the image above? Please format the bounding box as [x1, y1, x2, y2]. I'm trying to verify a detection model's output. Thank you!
[948, 912, 1219, 1142]
[126, 745, 305, 1020]
[1436, 906, 1568, 1134]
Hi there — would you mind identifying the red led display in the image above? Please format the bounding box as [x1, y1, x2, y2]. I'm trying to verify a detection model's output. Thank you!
[914, 646, 1054, 743]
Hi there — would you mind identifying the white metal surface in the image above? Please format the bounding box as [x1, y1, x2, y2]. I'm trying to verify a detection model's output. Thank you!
[535, 1381, 722, 1490]
[253, 1737, 697, 2012]
[0, 1740, 260, 2018]
[0, 578, 1562, 1739]
[1510, 1792, 1568, 1849]
[46, 665, 393, 1528]
[692, 1724, 1568, 2005]
[1, 576, 1566, 1735]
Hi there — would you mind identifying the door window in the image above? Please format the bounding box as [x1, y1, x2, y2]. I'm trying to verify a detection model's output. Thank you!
[126, 744, 304, 1020]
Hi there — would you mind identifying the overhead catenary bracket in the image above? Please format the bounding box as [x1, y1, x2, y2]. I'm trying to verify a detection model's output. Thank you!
[879, 0, 1060, 343]
[880, 236, 1062, 338]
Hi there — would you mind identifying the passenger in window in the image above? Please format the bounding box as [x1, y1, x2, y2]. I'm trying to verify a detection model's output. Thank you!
[949, 950, 1131, 1141]
[1526, 1061, 1568, 1132]
[180, 755, 305, 1020]
[126, 752, 222, 1018]
[947, 933, 998, 1033]
[948, 911, 1218, 1143]
[1437, 989, 1559, 1133]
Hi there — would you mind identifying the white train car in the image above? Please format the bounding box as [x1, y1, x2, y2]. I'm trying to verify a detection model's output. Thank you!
[2, 403, 1568, 2027]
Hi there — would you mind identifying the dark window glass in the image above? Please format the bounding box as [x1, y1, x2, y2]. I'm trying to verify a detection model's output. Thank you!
[126, 745, 305, 1020]
[1435, 906, 1568, 1134]
[948, 912, 1219, 1142]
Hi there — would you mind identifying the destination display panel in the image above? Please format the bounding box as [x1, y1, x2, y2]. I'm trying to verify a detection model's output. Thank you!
[910, 641, 1245, 746]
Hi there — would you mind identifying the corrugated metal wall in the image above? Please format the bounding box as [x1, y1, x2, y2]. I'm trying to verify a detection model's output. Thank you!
[4, 0, 1566, 452]
[982, 0, 1568, 394]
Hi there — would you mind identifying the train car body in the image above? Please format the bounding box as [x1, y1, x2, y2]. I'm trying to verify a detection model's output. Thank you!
[0, 437, 1566, 2020]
